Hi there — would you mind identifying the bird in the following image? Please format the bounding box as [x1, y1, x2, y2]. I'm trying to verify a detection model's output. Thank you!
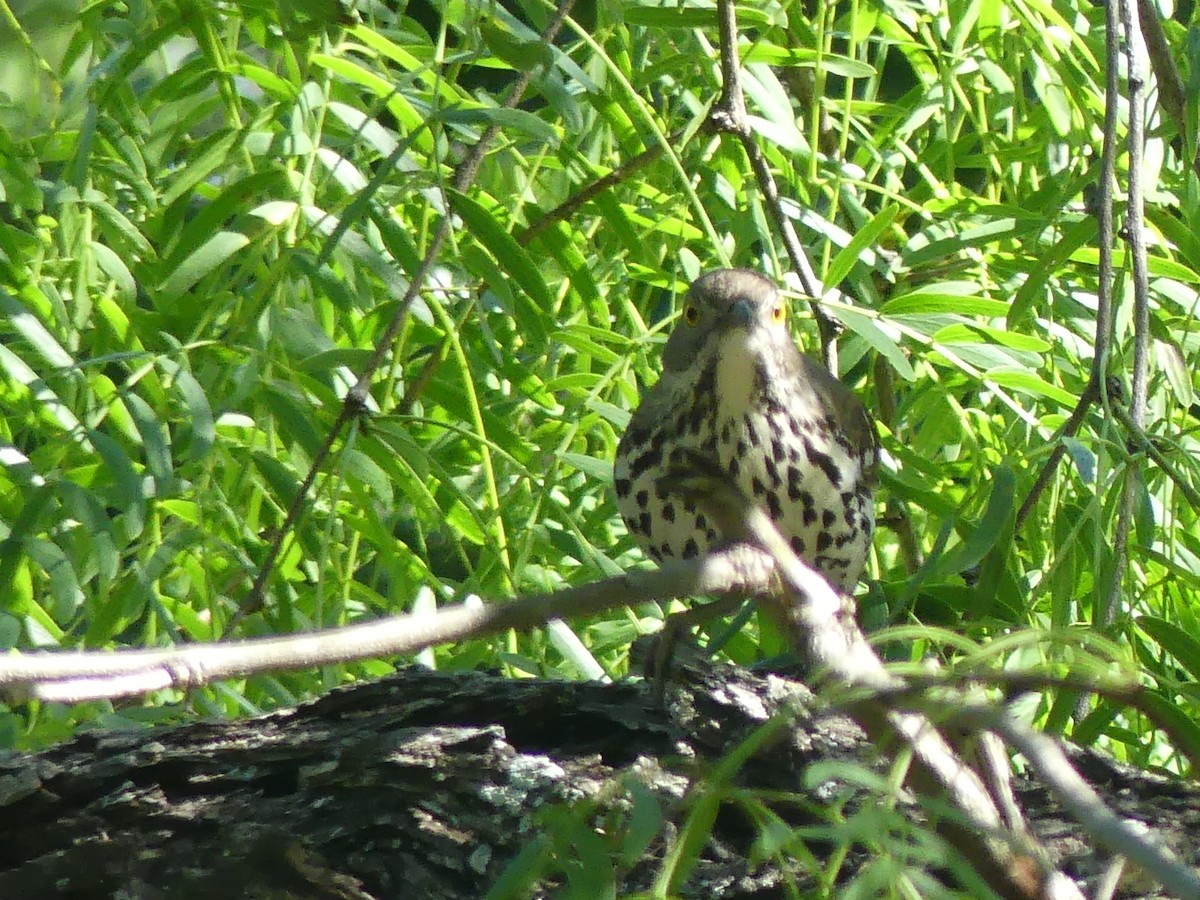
[614, 268, 878, 593]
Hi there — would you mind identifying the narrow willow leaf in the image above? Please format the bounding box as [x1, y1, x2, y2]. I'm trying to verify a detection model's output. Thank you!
[0, 291, 74, 368]
[560, 451, 613, 481]
[441, 107, 559, 144]
[1072, 247, 1200, 283]
[946, 465, 1014, 573]
[265, 385, 325, 457]
[824, 205, 898, 288]
[164, 363, 215, 460]
[1009, 217, 1096, 324]
[344, 448, 394, 506]
[931, 323, 1050, 351]
[124, 392, 173, 486]
[1157, 339, 1195, 406]
[623, 6, 777, 28]
[159, 231, 250, 301]
[742, 45, 876, 78]
[0, 345, 82, 435]
[88, 428, 145, 534]
[984, 369, 1076, 406]
[835, 307, 915, 380]
[90, 242, 136, 300]
[252, 450, 301, 508]
[1134, 687, 1200, 767]
[25, 538, 84, 623]
[882, 290, 1009, 317]
[448, 189, 552, 343]
[1138, 616, 1200, 683]
[1062, 437, 1095, 484]
[446, 497, 486, 545]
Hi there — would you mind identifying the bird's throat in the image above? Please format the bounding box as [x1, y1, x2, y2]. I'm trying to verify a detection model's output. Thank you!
[713, 330, 762, 416]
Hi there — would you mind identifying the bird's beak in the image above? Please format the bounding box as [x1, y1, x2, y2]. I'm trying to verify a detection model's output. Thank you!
[724, 299, 754, 329]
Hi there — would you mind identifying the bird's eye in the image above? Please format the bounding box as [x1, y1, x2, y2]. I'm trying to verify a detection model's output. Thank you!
[683, 304, 701, 326]
[771, 303, 787, 324]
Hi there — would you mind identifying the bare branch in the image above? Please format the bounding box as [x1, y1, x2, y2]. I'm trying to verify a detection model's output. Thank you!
[1015, 0, 1126, 538]
[959, 703, 1200, 899]
[1135, 0, 1200, 178]
[517, 134, 680, 246]
[664, 460, 1068, 900]
[1015, 378, 1101, 531]
[710, 0, 840, 370]
[1103, 0, 1151, 627]
[0, 547, 773, 702]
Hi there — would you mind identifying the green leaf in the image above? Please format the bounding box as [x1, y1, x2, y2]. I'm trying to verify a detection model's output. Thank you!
[159, 231, 250, 301]
[984, 369, 1076, 406]
[881, 288, 1009, 317]
[0, 290, 74, 369]
[441, 107, 559, 144]
[264, 384, 325, 457]
[1137, 616, 1200, 684]
[90, 241, 137, 300]
[945, 465, 1014, 573]
[88, 428, 146, 537]
[824, 204, 898, 288]
[742, 45, 876, 78]
[164, 363, 215, 460]
[1135, 689, 1200, 768]
[623, 5, 778, 29]
[835, 307, 915, 381]
[448, 190, 552, 345]
[124, 392, 174, 487]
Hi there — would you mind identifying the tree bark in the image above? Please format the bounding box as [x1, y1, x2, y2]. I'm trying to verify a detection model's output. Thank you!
[0, 661, 1195, 899]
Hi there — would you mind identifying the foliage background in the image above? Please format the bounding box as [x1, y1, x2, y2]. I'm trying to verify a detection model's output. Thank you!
[0, 0, 1197, 816]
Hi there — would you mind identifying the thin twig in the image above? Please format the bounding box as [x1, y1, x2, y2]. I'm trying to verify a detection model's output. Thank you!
[959, 704, 1200, 899]
[1103, 0, 1150, 627]
[710, 0, 839, 370]
[517, 135, 680, 245]
[228, 0, 579, 633]
[1135, 0, 1200, 178]
[1111, 403, 1200, 509]
[1016, 0, 1125, 533]
[893, 669, 1200, 770]
[1014, 378, 1101, 531]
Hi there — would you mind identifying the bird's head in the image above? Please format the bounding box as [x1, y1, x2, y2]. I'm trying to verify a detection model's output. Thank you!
[662, 269, 791, 373]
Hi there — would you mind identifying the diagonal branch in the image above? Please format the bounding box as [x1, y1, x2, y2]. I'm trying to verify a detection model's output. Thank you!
[516, 134, 681, 246]
[0, 546, 773, 702]
[709, 0, 839, 370]
[662, 460, 1063, 900]
[228, 0, 579, 632]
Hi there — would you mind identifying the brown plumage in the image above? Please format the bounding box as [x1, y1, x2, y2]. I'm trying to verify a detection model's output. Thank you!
[614, 269, 878, 591]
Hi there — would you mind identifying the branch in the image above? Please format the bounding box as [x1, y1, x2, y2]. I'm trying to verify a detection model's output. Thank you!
[663, 460, 1069, 900]
[1014, 377, 1101, 531]
[1111, 402, 1200, 509]
[1135, 0, 1200, 178]
[958, 703, 1200, 899]
[672, 457, 1197, 897]
[0, 546, 772, 703]
[516, 134, 681, 246]
[710, 0, 840, 370]
[1014, 0, 1128, 536]
[1103, 0, 1151, 627]
[228, 0, 579, 632]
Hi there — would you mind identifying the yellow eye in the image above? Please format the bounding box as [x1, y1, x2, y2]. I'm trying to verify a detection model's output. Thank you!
[683, 304, 701, 326]
[771, 302, 787, 324]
